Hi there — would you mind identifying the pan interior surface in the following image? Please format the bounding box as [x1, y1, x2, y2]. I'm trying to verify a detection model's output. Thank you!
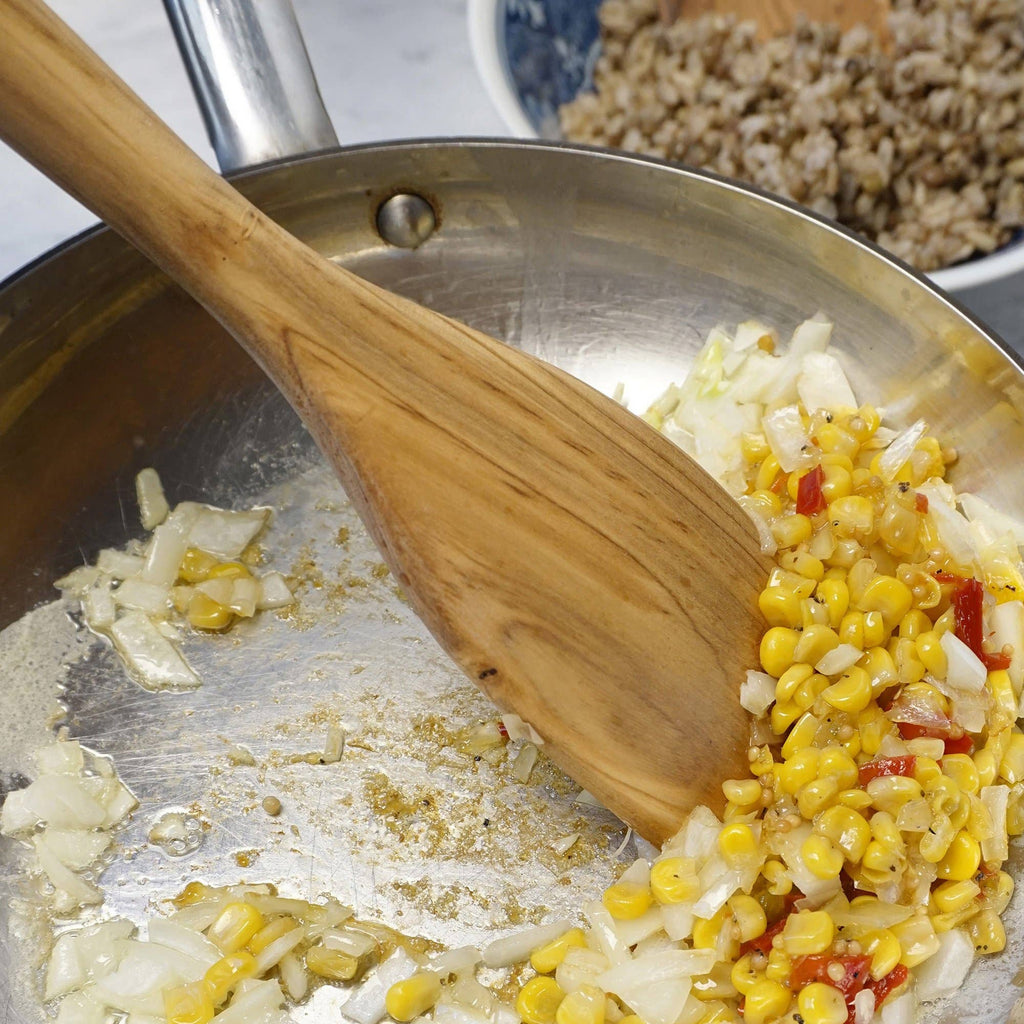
[2, 141, 1023, 1023]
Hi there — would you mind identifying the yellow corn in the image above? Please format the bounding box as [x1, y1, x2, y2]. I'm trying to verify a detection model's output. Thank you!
[818, 747, 859, 788]
[758, 587, 804, 629]
[771, 700, 803, 734]
[891, 637, 927, 684]
[727, 894, 767, 943]
[830, 495, 875, 537]
[602, 882, 652, 920]
[817, 422, 859, 457]
[912, 755, 943, 788]
[975, 747, 1000, 789]
[755, 454, 782, 492]
[386, 973, 442, 1022]
[723, 778, 763, 808]
[649, 859, 700, 906]
[742, 980, 791, 1024]
[837, 787, 873, 811]
[718, 823, 758, 865]
[915, 631, 947, 676]
[898, 609, 932, 639]
[178, 547, 218, 583]
[554, 985, 605, 1024]
[816, 804, 871, 862]
[891, 915, 940, 967]
[797, 777, 841, 818]
[776, 748, 820, 795]
[730, 954, 760, 996]
[866, 775, 923, 815]
[794, 673, 830, 711]
[746, 488, 782, 518]
[967, 909, 1007, 955]
[822, 666, 872, 713]
[742, 432, 770, 462]
[203, 952, 258, 1006]
[517, 977, 566, 1024]
[800, 834, 844, 879]
[762, 859, 792, 897]
[816, 578, 850, 628]
[164, 983, 214, 1024]
[207, 902, 264, 953]
[187, 590, 234, 631]
[935, 831, 981, 881]
[863, 928, 901, 979]
[801, 596, 832, 629]
[793, 625, 841, 667]
[858, 575, 913, 631]
[919, 813, 956, 863]
[782, 910, 834, 956]
[781, 712, 820, 760]
[531, 929, 588, 974]
[932, 879, 982, 915]
[305, 944, 360, 980]
[772, 513, 814, 549]
[941, 754, 979, 795]
[779, 550, 825, 582]
[248, 915, 300, 955]
[796, 982, 847, 1024]
[820, 461, 854, 503]
[761, 627, 801, 677]
[693, 908, 730, 950]
[1000, 732, 1024, 784]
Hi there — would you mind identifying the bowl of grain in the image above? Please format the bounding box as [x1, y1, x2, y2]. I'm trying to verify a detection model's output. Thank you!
[468, 0, 1024, 290]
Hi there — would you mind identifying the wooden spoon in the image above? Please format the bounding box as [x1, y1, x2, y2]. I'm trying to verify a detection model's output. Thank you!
[660, 0, 890, 42]
[0, 0, 770, 845]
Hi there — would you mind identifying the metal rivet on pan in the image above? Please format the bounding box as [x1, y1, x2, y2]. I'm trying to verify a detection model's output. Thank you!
[376, 193, 437, 249]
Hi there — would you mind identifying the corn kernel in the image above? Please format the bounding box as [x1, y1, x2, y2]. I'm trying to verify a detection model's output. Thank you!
[761, 627, 801, 677]
[820, 462, 853, 503]
[178, 547, 218, 583]
[730, 955, 760, 996]
[912, 756, 943, 788]
[779, 550, 826, 582]
[817, 422, 859, 457]
[794, 625, 841, 667]
[1000, 733, 1024, 784]
[863, 928, 901, 979]
[776, 748, 820, 795]
[915, 631, 947, 676]
[932, 879, 981, 915]
[866, 775, 923, 815]
[816, 805, 871, 862]
[602, 882, 652, 920]
[248, 915, 300, 955]
[776, 663, 814, 703]
[975, 747, 999, 788]
[830, 495, 875, 538]
[800, 833, 844, 879]
[816, 578, 850, 629]
[756, 454, 782, 492]
[822, 666, 872, 713]
[206, 560, 252, 580]
[692, 910, 727, 950]
[173, 881, 214, 906]
[718, 823, 758, 865]
[207, 902, 264, 953]
[794, 673, 830, 711]
[782, 712, 820, 761]
[990, 671, 1017, 721]
[203, 952, 258, 1006]
[649, 859, 700, 906]
[935, 753, 976, 794]
[798, 777, 841, 818]
[742, 980, 791, 1024]
[727, 894, 767, 943]
[762, 859, 792, 897]
[386, 973, 442, 1022]
[801, 597, 832, 629]
[187, 590, 234, 631]
[555, 986, 605, 1024]
[782, 910, 834, 956]
[742, 433, 770, 462]
[837, 787, 873, 810]
[531, 928, 588, 973]
[759, 587, 804, 629]
[891, 915, 940, 967]
[771, 700, 803, 734]
[164, 982, 214, 1024]
[838, 611, 865, 649]
[306, 944, 359, 980]
[796, 982, 847, 1024]
[935, 831, 981, 881]
[517, 977, 566, 1024]
[858, 575, 914, 631]
[747, 488, 782, 518]
[723, 778, 762, 807]
[967, 910, 1006, 955]
[772, 514, 814, 549]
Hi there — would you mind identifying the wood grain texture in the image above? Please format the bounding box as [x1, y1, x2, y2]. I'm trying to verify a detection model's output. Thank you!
[663, 0, 890, 41]
[0, 0, 771, 843]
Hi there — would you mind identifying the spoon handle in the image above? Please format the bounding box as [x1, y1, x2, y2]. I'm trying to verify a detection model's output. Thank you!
[0, 0, 768, 843]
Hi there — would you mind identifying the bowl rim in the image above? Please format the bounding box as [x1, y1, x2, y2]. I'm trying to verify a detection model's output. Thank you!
[465, 0, 1024, 293]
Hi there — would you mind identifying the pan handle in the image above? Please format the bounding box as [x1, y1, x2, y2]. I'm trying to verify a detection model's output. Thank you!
[162, 0, 338, 172]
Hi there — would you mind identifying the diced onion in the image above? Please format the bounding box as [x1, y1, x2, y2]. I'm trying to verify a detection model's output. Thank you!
[981, 785, 1010, 863]
[343, 949, 419, 1024]
[740, 671, 775, 717]
[135, 468, 169, 531]
[877, 419, 927, 482]
[481, 919, 573, 969]
[186, 505, 269, 560]
[512, 742, 539, 783]
[797, 352, 857, 413]
[815, 644, 863, 676]
[110, 611, 200, 691]
[762, 404, 815, 473]
[913, 928, 974, 1002]
[853, 989, 875, 1024]
[257, 571, 294, 609]
[500, 713, 544, 745]
[112, 578, 170, 617]
[939, 631, 987, 693]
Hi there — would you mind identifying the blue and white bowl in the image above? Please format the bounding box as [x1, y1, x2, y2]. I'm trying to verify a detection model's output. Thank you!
[467, 0, 1024, 291]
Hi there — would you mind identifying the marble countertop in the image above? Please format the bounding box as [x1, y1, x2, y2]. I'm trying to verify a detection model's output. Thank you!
[1, 0, 1020, 350]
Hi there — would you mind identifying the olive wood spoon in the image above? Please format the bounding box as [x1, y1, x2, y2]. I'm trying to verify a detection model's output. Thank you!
[661, 0, 890, 42]
[0, 0, 769, 844]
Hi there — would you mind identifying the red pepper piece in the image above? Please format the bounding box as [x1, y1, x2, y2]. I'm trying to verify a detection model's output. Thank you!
[933, 571, 965, 584]
[797, 464, 827, 516]
[868, 964, 909, 1007]
[982, 651, 1012, 671]
[942, 734, 974, 755]
[915, 492, 929, 513]
[739, 916, 786, 957]
[953, 577, 985, 658]
[858, 755, 916, 786]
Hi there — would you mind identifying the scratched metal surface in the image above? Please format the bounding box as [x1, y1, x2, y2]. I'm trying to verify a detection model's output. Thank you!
[3, 142, 1024, 1022]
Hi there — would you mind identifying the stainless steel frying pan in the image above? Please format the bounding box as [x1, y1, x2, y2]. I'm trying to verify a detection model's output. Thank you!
[3, 3, 1024, 1021]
